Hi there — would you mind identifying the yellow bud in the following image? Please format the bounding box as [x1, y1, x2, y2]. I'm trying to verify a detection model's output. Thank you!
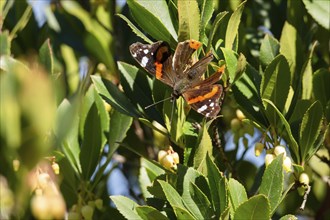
[274, 145, 287, 157]
[283, 157, 292, 173]
[158, 150, 168, 163]
[52, 163, 60, 175]
[236, 109, 245, 120]
[13, 159, 20, 171]
[160, 155, 175, 169]
[299, 173, 310, 186]
[172, 152, 180, 164]
[254, 142, 264, 157]
[265, 154, 275, 167]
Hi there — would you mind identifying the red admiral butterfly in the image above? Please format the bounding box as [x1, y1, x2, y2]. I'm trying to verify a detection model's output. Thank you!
[129, 39, 225, 118]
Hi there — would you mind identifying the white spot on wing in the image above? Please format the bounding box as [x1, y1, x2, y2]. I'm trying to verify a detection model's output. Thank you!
[206, 113, 210, 117]
[197, 105, 208, 113]
[209, 102, 214, 107]
[141, 56, 149, 67]
[143, 49, 149, 54]
[132, 53, 137, 57]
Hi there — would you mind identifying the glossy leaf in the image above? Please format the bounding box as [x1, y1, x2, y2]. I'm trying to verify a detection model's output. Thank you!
[261, 55, 291, 114]
[228, 178, 247, 216]
[173, 206, 195, 220]
[299, 101, 323, 162]
[260, 34, 280, 66]
[189, 182, 214, 219]
[127, 0, 177, 46]
[205, 154, 227, 218]
[91, 75, 141, 118]
[301, 42, 317, 99]
[178, 0, 200, 41]
[111, 195, 142, 220]
[198, 0, 214, 41]
[79, 102, 104, 179]
[259, 155, 284, 215]
[206, 11, 228, 52]
[135, 206, 168, 220]
[280, 21, 303, 81]
[233, 195, 270, 220]
[158, 180, 187, 214]
[221, 47, 237, 83]
[225, 0, 246, 50]
[194, 122, 213, 171]
[108, 109, 133, 158]
[302, 0, 330, 30]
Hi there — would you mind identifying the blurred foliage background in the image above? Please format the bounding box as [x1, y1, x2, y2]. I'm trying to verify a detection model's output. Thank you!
[1, 0, 329, 219]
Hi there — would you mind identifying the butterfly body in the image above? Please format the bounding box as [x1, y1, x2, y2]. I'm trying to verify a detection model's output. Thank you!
[129, 39, 225, 117]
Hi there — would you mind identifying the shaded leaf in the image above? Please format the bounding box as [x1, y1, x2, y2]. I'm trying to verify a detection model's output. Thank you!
[111, 195, 142, 220]
[301, 42, 317, 99]
[136, 206, 168, 220]
[260, 34, 280, 66]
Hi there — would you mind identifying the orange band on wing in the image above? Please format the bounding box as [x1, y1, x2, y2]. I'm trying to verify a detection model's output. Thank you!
[155, 62, 163, 79]
[189, 40, 202, 50]
[187, 86, 218, 104]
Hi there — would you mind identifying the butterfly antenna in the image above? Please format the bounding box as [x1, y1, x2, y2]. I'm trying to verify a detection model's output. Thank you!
[145, 96, 173, 110]
[169, 96, 176, 126]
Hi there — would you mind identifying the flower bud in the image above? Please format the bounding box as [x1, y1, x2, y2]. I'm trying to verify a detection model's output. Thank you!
[236, 109, 245, 120]
[81, 205, 94, 220]
[31, 195, 51, 219]
[52, 163, 60, 175]
[172, 152, 180, 164]
[230, 118, 241, 132]
[254, 142, 264, 157]
[265, 154, 275, 167]
[283, 157, 292, 173]
[160, 154, 175, 169]
[158, 150, 168, 163]
[299, 173, 310, 186]
[13, 159, 20, 171]
[274, 145, 287, 157]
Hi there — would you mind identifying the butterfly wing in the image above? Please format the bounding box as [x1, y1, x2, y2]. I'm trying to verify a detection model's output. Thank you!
[129, 41, 175, 87]
[182, 84, 224, 117]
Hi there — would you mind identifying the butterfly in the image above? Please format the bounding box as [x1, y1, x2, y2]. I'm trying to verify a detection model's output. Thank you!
[129, 39, 225, 118]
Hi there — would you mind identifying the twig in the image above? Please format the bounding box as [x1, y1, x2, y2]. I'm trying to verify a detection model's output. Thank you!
[299, 185, 311, 211]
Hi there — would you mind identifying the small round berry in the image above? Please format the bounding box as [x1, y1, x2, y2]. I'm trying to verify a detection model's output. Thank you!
[95, 199, 103, 210]
[52, 163, 60, 175]
[236, 109, 246, 120]
[230, 118, 241, 132]
[67, 211, 80, 220]
[299, 173, 310, 186]
[254, 142, 264, 157]
[13, 159, 20, 171]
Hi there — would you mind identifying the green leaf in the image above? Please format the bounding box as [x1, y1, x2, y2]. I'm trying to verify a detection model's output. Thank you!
[262, 99, 300, 163]
[189, 182, 214, 219]
[280, 21, 303, 81]
[313, 68, 330, 110]
[259, 155, 284, 215]
[56, 99, 81, 174]
[91, 75, 141, 118]
[221, 47, 237, 83]
[111, 195, 142, 220]
[194, 122, 213, 171]
[299, 101, 323, 162]
[177, 0, 200, 41]
[127, 0, 177, 46]
[228, 178, 247, 216]
[301, 42, 317, 99]
[108, 110, 133, 158]
[116, 14, 153, 44]
[0, 31, 10, 56]
[205, 154, 227, 218]
[158, 180, 186, 212]
[79, 102, 104, 179]
[279, 214, 298, 220]
[288, 100, 312, 124]
[261, 55, 291, 114]
[135, 206, 168, 220]
[233, 195, 270, 220]
[38, 38, 54, 74]
[118, 61, 163, 123]
[206, 11, 228, 52]
[225, 0, 246, 50]
[302, 0, 330, 30]
[198, 0, 214, 41]
[172, 206, 196, 220]
[259, 34, 280, 66]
